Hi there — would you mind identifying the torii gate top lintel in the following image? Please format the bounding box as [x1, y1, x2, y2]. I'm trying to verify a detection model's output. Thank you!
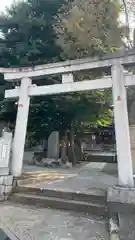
[2, 49, 135, 81]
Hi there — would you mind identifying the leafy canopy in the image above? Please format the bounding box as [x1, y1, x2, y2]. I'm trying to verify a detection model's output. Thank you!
[0, 0, 123, 142]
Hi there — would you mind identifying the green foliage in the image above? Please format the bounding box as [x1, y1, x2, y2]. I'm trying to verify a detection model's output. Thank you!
[54, 0, 122, 59]
[0, 0, 63, 67]
[0, 0, 123, 142]
[28, 89, 113, 141]
[0, 0, 64, 132]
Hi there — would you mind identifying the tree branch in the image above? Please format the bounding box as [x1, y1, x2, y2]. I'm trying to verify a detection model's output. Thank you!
[122, 0, 133, 48]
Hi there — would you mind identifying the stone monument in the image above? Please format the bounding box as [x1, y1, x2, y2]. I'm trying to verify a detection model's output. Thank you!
[0, 131, 13, 201]
[0, 131, 12, 175]
[47, 131, 59, 159]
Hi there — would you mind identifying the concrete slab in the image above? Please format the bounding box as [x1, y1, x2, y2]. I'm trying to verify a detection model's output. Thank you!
[0, 202, 109, 240]
[107, 186, 135, 213]
[80, 162, 117, 176]
[21, 163, 117, 193]
[119, 213, 135, 240]
[17, 171, 75, 188]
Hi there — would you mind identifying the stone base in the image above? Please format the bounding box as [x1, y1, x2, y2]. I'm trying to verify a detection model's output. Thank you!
[118, 213, 135, 240]
[107, 185, 135, 240]
[0, 167, 9, 176]
[107, 185, 135, 213]
[0, 175, 13, 201]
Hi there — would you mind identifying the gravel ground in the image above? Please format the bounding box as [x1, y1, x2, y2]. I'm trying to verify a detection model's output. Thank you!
[0, 202, 109, 240]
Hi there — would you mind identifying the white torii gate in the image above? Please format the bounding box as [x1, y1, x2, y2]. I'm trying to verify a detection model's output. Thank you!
[2, 53, 135, 188]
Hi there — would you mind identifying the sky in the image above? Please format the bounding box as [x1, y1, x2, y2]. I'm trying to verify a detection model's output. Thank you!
[0, 0, 14, 10]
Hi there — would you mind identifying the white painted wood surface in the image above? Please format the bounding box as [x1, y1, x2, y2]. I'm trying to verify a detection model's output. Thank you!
[5, 74, 135, 99]
[112, 63, 134, 187]
[5, 77, 112, 99]
[11, 78, 32, 177]
[62, 73, 74, 83]
[2, 53, 135, 81]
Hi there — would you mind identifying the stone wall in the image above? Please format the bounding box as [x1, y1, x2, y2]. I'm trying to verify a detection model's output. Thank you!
[0, 175, 13, 201]
[0, 132, 13, 201]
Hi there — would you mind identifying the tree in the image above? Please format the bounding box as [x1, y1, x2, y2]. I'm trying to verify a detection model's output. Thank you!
[0, 0, 64, 67]
[28, 90, 112, 164]
[54, 0, 123, 59]
[121, 0, 133, 48]
[0, 0, 64, 131]
[53, 0, 122, 162]
[0, 0, 122, 165]
[124, 0, 135, 19]
[121, 0, 135, 124]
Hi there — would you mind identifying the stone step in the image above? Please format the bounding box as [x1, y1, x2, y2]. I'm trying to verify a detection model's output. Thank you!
[86, 154, 117, 163]
[9, 192, 108, 217]
[13, 186, 106, 205]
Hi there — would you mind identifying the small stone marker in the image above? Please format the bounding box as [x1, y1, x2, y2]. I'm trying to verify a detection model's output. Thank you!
[0, 132, 12, 175]
[47, 131, 59, 159]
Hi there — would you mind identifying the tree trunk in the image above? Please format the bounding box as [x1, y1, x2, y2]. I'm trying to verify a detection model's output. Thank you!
[76, 138, 84, 161]
[122, 0, 133, 48]
[69, 126, 76, 165]
[61, 130, 68, 163]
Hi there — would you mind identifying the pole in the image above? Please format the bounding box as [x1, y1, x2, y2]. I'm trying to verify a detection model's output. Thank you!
[11, 78, 31, 177]
[111, 63, 134, 187]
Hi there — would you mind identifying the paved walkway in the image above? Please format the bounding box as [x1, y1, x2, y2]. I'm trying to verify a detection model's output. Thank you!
[20, 163, 118, 193]
[0, 163, 117, 239]
[119, 213, 135, 240]
[0, 203, 109, 240]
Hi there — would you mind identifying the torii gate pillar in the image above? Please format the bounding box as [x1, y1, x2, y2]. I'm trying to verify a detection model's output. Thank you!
[11, 78, 31, 177]
[112, 63, 134, 187]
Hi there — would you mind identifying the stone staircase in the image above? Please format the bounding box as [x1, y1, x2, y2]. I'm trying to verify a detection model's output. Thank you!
[9, 186, 108, 217]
